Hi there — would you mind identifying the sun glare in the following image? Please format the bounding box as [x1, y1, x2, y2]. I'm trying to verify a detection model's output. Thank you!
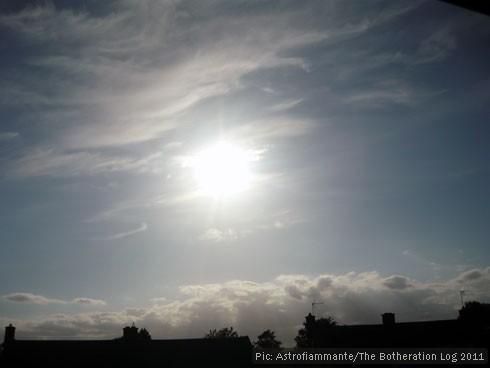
[192, 142, 252, 197]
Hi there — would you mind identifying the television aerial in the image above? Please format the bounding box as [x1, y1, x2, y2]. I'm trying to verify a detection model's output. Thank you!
[312, 299, 324, 316]
[460, 289, 470, 308]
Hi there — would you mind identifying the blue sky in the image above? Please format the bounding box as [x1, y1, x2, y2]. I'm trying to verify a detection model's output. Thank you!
[1, 0, 489, 346]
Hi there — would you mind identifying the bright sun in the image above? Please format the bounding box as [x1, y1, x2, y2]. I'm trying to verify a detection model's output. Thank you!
[192, 142, 252, 197]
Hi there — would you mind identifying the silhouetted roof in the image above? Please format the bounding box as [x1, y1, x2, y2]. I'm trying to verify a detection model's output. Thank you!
[312, 319, 489, 348]
[2, 336, 253, 367]
[440, 0, 490, 16]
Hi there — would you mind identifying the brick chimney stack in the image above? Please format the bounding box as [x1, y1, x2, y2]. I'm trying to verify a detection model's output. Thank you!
[4, 324, 15, 344]
[381, 312, 396, 326]
[123, 323, 138, 340]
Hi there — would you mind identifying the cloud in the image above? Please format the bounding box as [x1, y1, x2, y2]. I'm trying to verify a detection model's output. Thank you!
[10, 312, 127, 340]
[454, 268, 490, 297]
[5, 267, 489, 345]
[269, 98, 304, 112]
[344, 87, 411, 106]
[107, 222, 148, 240]
[0, 132, 19, 140]
[84, 200, 142, 223]
[199, 228, 240, 243]
[0, 0, 434, 181]
[150, 297, 168, 304]
[197, 215, 299, 243]
[231, 116, 316, 143]
[416, 28, 456, 64]
[458, 269, 483, 281]
[3, 293, 65, 305]
[383, 275, 412, 290]
[3, 293, 107, 307]
[258, 209, 307, 231]
[163, 142, 183, 151]
[0, 1, 339, 180]
[7, 147, 163, 179]
[72, 298, 107, 306]
[0, 2, 327, 144]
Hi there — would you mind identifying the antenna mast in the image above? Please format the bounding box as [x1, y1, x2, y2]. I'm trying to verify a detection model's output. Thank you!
[312, 299, 324, 316]
[460, 289, 470, 308]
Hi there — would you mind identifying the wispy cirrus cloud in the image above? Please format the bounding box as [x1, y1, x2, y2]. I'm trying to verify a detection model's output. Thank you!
[0, 2, 328, 148]
[268, 98, 304, 112]
[6, 147, 163, 179]
[0, 0, 458, 185]
[0, 0, 420, 180]
[231, 116, 317, 143]
[198, 208, 305, 243]
[0, 132, 19, 140]
[415, 28, 457, 64]
[106, 222, 148, 240]
[199, 228, 241, 243]
[0, 2, 334, 177]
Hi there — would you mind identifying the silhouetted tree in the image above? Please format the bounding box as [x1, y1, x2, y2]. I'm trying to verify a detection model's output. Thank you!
[295, 315, 338, 347]
[317, 316, 338, 328]
[138, 328, 152, 340]
[204, 326, 239, 339]
[458, 301, 490, 326]
[254, 329, 282, 348]
[294, 327, 310, 347]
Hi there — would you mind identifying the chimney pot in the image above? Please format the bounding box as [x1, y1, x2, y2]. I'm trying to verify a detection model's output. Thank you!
[382, 313, 395, 325]
[4, 324, 16, 344]
[123, 324, 138, 340]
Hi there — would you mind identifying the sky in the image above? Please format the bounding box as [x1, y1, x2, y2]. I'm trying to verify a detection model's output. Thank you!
[1, 0, 489, 346]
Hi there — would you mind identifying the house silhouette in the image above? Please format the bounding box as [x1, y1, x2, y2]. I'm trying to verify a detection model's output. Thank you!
[304, 312, 490, 349]
[2, 310, 489, 366]
[1, 324, 253, 367]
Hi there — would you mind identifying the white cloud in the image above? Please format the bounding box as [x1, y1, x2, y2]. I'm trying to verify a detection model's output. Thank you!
[107, 222, 148, 240]
[0, 1, 430, 181]
[163, 142, 183, 151]
[197, 210, 305, 245]
[12, 312, 127, 340]
[416, 28, 456, 64]
[3, 293, 107, 306]
[199, 228, 240, 243]
[344, 88, 411, 106]
[7, 147, 163, 178]
[269, 98, 304, 112]
[3, 293, 65, 305]
[0, 132, 19, 140]
[231, 116, 316, 143]
[259, 209, 307, 231]
[150, 297, 168, 304]
[0, 2, 327, 145]
[4, 267, 489, 345]
[0, 1, 337, 180]
[72, 298, 107, 306]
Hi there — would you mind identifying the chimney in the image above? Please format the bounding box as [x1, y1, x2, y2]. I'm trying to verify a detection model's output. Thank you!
[305, 313, 317, 347]
[305, 313, 316, 329]
[4, 324, 15, 344]
[123, 323, 138, 340]
[381, 313, 395, 326]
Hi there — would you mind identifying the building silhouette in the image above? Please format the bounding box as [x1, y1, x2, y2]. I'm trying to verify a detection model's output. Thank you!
[1, 324, 253, 367]
[2, 309, 489, 366]
[303, 312, 490, 349]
